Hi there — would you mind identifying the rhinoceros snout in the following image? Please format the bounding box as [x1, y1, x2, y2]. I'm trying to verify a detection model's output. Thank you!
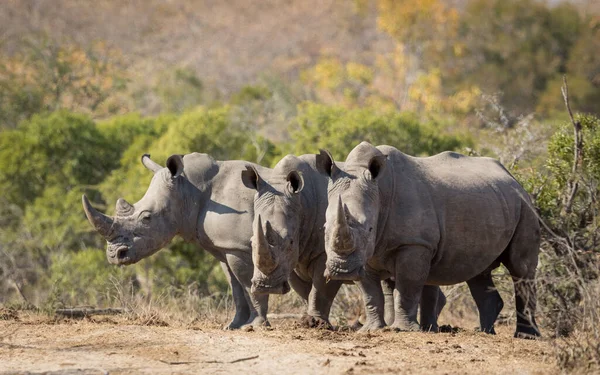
[107, 245, 135, 265]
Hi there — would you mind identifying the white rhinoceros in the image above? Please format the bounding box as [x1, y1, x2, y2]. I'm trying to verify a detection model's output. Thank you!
[83, 153, 275, 329]
[316, 142, 540, 338]
[241, 154, 447, 330]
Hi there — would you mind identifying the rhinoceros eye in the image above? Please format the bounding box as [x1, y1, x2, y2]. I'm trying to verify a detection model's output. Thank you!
[140, 213, 152, 224]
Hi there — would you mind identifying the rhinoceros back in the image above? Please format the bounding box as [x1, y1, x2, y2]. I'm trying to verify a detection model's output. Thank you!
[379, 147, 532, 285]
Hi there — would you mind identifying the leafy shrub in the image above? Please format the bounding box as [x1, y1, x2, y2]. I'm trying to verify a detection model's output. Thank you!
[287, 103, 469, 159]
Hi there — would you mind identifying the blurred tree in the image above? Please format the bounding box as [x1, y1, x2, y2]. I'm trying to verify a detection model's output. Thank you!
[538, 16, 600, 115]
[0, 35, 127, 129]
[0, 111, 119, 209]
[154, 67, 205, 113]
[452, 0, 582, 119]
[301, 57, 385, 109]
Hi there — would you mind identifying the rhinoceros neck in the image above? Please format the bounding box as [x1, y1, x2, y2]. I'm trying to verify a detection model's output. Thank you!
[298, 173, 318, 254]
[373, 146, 402, 248]
[175, 153, 220, 243]
[176, 180, 208, 243]
[297, 156, 329, 262]
[191, 161, 264, 254]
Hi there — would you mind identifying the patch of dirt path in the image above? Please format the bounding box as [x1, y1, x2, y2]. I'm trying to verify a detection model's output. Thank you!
[0, 318, 557, 375]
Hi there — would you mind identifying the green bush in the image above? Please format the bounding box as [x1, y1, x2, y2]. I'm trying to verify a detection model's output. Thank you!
[287, 103, 469, 160]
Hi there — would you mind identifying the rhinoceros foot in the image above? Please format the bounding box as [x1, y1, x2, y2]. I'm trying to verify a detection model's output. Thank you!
[358, 320, 386, 333]
[241, 316, 271, 331]
[223, 319, 245, 331]
[514, 326, 541, 340]
[474, 325, 496, 335]
[295, 315, 333, 330]
[420, 323, 440, 333]
[390, 321, 420, 332]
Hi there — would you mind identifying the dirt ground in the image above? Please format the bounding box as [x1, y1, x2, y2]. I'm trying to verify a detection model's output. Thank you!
[0, 312, 557, 375]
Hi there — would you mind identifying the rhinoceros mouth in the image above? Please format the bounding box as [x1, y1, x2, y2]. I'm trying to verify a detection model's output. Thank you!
[251, 279, 291, 295]
[324, 263, 365, 281]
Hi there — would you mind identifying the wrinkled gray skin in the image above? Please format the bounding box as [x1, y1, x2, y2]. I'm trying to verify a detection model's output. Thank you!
[318, 142, 541, 338]
[242, 154, 446, 330]
[82, 153, 275, 330]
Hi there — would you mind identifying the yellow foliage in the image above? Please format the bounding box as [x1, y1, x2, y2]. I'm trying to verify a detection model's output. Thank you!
[447, 86, 482, 114]
[377, 0, 458, 47]
[0, 39, 127, 120]
[408, 69, 443, 112]
[304, 57, 345, 90]
[346, 62, 373, 85]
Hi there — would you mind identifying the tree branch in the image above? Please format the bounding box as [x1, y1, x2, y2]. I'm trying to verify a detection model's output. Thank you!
[561, 75, 583, 216]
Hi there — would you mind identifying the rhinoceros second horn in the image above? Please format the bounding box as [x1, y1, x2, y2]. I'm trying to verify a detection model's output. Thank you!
[116, 198, 134, 217]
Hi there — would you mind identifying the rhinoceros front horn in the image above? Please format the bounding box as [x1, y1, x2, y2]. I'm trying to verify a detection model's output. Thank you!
[82, 195, 114, 238]
[331, 195, 354, 255]
[253, 215, 278, 274]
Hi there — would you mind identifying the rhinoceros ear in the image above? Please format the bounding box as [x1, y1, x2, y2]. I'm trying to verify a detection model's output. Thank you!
[286, 170, 304, 194]
[141, 154, 163, 174]
[316, 149, 338, 178]
[367, 154, 387, 180]
[166, 154, 184, 178]
[241, 165, 265, 191]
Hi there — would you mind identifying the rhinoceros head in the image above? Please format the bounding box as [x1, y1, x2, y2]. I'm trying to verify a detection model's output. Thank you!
[241, 156, 304, 295]
[82, 154, 187, 265]
[317, 142, 387, 281]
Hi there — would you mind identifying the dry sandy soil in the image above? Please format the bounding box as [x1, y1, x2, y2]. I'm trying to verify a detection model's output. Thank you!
[0, 312, 557, 375]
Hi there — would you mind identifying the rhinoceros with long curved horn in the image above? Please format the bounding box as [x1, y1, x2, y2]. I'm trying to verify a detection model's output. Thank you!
[83, 152, 275, 330]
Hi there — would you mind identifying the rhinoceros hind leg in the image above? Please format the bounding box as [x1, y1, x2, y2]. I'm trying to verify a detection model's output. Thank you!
[221, 262, 251, 330]
[501, 205, 541, 339]
[511, 275, 540, 339]
[467, 270, 504, 334]
[381, 279, 395, 326]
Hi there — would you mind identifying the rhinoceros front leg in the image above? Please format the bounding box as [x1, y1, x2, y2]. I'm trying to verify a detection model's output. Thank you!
[357, 267, 386, 332]
[226, 253, 270, 328]
[300, 253, 343, 329]
[391, 246, 431, 332]
[220, 262, 251, 330]
[289, 270, 311, 302]
[419, 285, 446, 332]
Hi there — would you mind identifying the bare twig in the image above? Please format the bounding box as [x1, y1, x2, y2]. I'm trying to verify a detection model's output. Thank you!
[561, 75, 583, 216]
[159, 360, 197, 365]
[200, 355, 259, 365]
[229, 355, 259, 363]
